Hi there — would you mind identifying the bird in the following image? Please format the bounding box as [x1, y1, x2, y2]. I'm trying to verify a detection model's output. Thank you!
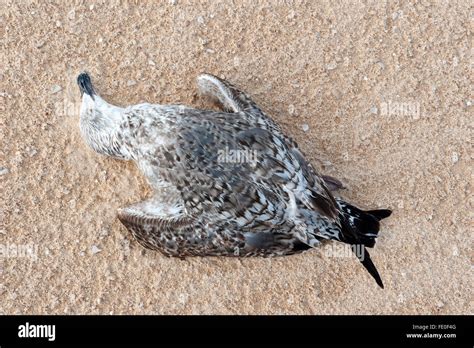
[77, 72, 392, 288]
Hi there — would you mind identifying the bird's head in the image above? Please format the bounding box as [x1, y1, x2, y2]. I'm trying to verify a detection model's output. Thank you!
[77, 72, 96, 99]
[77, 72, 100, 120]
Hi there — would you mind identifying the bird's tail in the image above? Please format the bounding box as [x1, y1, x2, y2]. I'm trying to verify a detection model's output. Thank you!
[336, 199, 392, 288]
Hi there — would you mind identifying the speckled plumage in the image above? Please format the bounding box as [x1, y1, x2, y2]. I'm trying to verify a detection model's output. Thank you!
[77, 72, 391, 287]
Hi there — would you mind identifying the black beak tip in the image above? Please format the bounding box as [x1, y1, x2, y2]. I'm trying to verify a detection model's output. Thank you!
[77, 72, 95, 98]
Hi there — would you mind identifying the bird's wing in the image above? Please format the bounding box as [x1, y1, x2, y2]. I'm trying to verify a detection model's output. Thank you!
[138, 111, 342, 246]
[196, 73, 287, 136]
[117, 188, 194, 253]
[233, 127, 341, 247]
[197, 73, 265, 115]
[196, 74, 345, 196]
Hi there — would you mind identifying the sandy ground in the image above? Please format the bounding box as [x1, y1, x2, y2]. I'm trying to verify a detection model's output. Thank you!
[1, 1, 472, 314]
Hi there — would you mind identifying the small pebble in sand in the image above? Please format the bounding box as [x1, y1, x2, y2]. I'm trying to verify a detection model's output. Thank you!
[99, 229, 109, 238]
[370, 106, 378, 114]
[68, 9, 75, 20]
[301, 123, 309, 132]
[197, 16, 205, 25]
[392, 10, 402, 20]
[326, 61, 337, 70]
[121, 238, 131, 256]
[127, 80, 137, 87]
[0, 167, 9, 175]
[51, 85, 62, 94]
[451, 152, 459, 163]
[91, 245, 102, 254]
[288, 104, 296, 115]
[148, 60, 156, 66]
[322, 160, 333, 167]
[169, 0, 177, 4]
[27, 147, 37, 157]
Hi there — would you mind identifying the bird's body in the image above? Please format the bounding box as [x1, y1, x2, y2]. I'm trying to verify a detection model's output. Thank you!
[78, 72, 391, 287]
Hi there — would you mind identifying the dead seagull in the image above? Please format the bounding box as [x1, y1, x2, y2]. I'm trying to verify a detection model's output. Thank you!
[77, 72, 391, 288]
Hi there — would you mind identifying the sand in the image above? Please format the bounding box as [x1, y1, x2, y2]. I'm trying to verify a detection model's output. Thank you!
[1, 0, 472, 314]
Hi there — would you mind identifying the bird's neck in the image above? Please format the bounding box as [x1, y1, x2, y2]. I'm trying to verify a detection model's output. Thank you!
[79, 95, 131, 160]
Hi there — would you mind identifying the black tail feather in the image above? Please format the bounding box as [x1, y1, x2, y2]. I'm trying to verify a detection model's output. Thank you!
[353, 246, 384, 288]
[337, 200, 391, 248]
[337, 199, 391, 288]
[367, 209, 392, 221]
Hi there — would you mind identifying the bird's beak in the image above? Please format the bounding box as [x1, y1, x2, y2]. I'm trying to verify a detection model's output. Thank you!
[77, 72, 96, 100]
